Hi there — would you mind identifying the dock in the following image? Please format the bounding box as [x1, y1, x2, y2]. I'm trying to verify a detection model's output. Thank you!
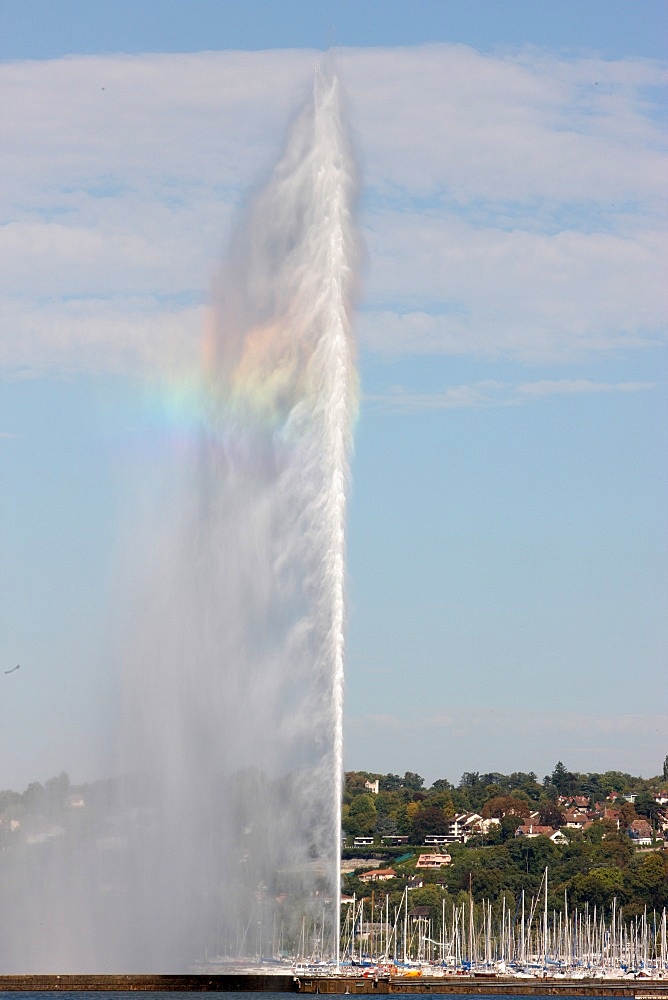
[0, 974, 667, 995]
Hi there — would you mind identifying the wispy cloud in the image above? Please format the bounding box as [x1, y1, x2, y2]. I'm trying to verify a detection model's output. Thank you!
[514, 378, 654, 398]
[2, 45, 666, 375]
[364, 378, 655, 411]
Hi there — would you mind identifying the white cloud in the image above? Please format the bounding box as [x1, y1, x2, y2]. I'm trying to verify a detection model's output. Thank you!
[1, 44, 666, 375]
[0, 296, 204, 377]
[514, 378, 654, 398]
[344, 45, 667, 203]
[364, 378, 654, 411]
[361, 216, 666, 360]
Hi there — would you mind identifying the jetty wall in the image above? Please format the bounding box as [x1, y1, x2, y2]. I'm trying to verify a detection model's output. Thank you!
[1, 974, 667, 995]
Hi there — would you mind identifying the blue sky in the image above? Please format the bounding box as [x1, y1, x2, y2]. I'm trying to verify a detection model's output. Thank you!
[1, 1, 666, 790]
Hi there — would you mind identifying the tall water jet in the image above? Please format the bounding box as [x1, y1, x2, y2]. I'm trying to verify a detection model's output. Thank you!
[0, 67, 359, 973]
[124, 64, 360, 968]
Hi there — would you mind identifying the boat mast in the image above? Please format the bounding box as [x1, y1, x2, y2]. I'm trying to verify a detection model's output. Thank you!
[543, 867, 549, 970]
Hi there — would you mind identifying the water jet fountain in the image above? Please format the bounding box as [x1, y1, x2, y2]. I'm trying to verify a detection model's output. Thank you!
[0, 67, 360, 973]
[121, 63, 360, 972]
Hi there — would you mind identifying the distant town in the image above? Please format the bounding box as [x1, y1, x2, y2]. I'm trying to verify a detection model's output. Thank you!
[1, 760, 667, 921]
[339, 762, 668, 920]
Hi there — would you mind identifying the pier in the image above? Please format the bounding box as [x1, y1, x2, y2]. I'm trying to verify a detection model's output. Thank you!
[1, 974, 667, 995]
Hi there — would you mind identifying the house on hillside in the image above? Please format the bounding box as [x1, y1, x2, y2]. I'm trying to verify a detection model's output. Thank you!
[603, 808, 621, 829]
[627, 819, 653, 846]
[558, 795, 590, 810]
[358, 867, 396, 883]
[515, 823, 553, 839]
[405, 876, 424, 889]
[515, 824, 568, 845]
[416, 852, 452, 869]
[424, 812, 487, 846]
[562, 810, 592, 832]
[408, 905, 431, 924]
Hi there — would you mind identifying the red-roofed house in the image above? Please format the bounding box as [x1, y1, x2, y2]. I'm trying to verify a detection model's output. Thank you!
[358, 868, 397, 883]
[562, 811, 593, 831]
[603, 808, 621, 828]
[627, 819, 653, 846]
[516, 824, 568, 845]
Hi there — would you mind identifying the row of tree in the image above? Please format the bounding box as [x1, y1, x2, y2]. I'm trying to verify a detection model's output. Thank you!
[341, 761, 667, 839]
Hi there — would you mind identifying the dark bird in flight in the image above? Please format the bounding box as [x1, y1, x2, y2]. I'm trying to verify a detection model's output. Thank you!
[4, 664, 20, 674]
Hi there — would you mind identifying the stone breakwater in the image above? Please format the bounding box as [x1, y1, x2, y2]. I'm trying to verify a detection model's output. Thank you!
[0, 973, 295, 992]
[1, 975, 667, 995]
[294, 976, 667, 996]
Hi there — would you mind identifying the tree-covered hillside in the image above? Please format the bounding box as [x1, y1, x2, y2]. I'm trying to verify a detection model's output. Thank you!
[341, 762, 668, 922]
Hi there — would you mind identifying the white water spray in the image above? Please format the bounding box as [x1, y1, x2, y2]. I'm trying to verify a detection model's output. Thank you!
[122, 64, 360, 970]
[0, 68, 359, 972]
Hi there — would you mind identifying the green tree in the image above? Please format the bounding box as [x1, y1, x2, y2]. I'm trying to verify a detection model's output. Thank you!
[0, 789, 21, 813]
[593, 832, 633, 868]
[499, 814, 522, 841]
[402, 772, 425, 793]
[507, 835, 556, 878]
[550, 761, 578, 796]
[458, 772, 489, 809]
[625, 852, 668, 909]
[583, 819, 616, 844]
[412, 805, 449, 840]
[481, 795, 530, 819]
[634, 789, 661, 823]
[618, 801, 638, 829]
[569, 867, 625, 909]
[346, 793, 377, 836]
[374, 790, 401, 834]
[379, 774, 404, 792]
[663, 755, 668, 782]
[482, 782, 504, 802]
[344, 772, 374, 800]
[430, 778, 454, 792]
[557, 840, 592, 880]
[410, 884, 446, 922]
[539, 802, 565, 828]
[395, 803, 412, 835]
[44, 772, 70, 816]
[427, 790, 455, 817]
[21, 781, 45, 813]
[599, 770, 633, 796]
[451, 787, 472, 812]
[507, 772, 542, 802]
